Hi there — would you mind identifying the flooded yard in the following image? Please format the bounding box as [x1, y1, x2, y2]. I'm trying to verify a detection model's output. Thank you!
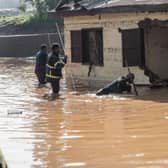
[0, 58, 168, 168]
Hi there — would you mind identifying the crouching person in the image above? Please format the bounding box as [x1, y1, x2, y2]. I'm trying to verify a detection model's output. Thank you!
[96, 73, 135, 96]
[46, 43, 67, 100]
[0, 149, 7, 168]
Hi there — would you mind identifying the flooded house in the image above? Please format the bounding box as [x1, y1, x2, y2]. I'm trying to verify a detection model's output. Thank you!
[55, 0, 168, 87]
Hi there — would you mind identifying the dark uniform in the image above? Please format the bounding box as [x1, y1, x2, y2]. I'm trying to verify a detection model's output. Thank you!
[96, 76, 133, 96]
[35, 50, 48, 85]
[46, 53, 66, 94]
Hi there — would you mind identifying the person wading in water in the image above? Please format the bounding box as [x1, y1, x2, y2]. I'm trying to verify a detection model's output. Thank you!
[35, 44, 48, 88]
[45, 43, 67, 100]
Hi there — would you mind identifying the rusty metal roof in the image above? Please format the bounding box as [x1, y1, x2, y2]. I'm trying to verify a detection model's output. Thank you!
[55, 0, 168, 16]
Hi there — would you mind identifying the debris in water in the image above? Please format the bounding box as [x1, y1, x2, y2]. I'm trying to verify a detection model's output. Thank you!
[7, 111, 23, 115]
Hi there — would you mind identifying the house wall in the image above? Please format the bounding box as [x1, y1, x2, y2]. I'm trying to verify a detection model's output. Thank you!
[64, 12, 168, 86]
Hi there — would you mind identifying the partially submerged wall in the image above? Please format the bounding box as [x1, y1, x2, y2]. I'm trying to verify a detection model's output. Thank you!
[64, 12, 168, 85]
[0, 33, 61, 57]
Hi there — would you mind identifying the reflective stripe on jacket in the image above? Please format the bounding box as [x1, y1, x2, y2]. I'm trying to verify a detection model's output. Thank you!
[46, 53, 65, 81]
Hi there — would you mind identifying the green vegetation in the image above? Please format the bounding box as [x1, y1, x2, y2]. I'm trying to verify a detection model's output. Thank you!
[19, 0, 59, 21]
[0, 13, 33, 24]
[0, 0, 59, 24]
[0, 0, 62, 34]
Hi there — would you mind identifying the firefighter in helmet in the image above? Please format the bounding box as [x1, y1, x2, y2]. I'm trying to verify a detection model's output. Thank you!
[46, 43, 67, 100]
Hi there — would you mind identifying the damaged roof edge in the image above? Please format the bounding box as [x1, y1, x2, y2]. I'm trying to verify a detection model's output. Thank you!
[51, 4, 168, 17]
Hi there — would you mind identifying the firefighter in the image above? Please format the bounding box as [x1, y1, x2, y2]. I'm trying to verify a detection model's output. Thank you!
[46, 43, 67, 100]
[35, 44, 48, 88]
[96, 73, 135, 96]
[0, 149, 7, 168]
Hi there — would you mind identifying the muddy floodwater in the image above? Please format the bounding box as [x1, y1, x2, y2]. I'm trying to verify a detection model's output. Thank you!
[1, 58, 168, 168]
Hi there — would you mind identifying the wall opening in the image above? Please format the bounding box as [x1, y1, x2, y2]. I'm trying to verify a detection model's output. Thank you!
[82, 28, 104, 66]
[71, 28, 104, 66]
[121, 28, 145, 68]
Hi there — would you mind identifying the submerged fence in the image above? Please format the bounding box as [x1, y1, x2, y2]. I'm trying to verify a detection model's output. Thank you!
[0, 33, 63, 57]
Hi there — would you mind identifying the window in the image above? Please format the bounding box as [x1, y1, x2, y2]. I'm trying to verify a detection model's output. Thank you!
[121, 28, 145, 67]
[71, 28, 104, 66]
[71, 30, 83, 63]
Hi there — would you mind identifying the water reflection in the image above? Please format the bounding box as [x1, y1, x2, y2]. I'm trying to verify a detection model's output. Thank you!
[0, 58, 168, 168]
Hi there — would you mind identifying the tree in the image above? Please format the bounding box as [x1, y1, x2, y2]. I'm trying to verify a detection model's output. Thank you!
[21, 0, 59, 13]
[20, 0, 47, 20]
[19, 0, 60, 21]
[18, 3, 27, 13]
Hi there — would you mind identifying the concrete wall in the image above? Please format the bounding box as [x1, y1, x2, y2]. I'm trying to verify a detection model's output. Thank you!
[64, 12, 168, 85]
[145, 27, 168, 79]
[0, 33, 61, 57]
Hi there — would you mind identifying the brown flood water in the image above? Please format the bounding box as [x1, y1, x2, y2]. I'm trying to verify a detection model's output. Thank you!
[0, 58, 168, 168]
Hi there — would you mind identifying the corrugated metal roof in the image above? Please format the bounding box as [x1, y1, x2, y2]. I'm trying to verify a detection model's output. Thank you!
[56, 0, 168, 15]
[92, 0, 168, 9]
[57, 0, 168, 10]
[98, 0, 168, 8]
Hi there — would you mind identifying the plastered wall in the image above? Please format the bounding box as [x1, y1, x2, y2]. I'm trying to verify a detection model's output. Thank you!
[64, 12, 168, 85]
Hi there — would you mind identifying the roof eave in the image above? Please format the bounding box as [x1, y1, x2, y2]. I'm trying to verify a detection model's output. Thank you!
[51, 4, 168, 17]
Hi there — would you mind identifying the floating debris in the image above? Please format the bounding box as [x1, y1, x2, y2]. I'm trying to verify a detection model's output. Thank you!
[7, 111, 23, 115]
